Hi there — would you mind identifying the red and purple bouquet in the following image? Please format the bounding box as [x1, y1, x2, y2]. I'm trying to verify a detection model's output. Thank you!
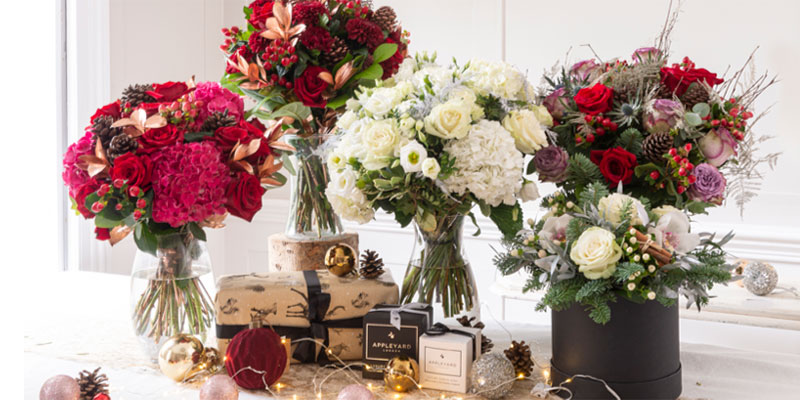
[62, 78, 291, 253]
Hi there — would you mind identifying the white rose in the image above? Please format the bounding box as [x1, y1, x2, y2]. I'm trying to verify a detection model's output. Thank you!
[421, 158, 441, 179]
[336, 110, 358, 131]
[329, 168, 358, 194]
[502, 109, 549, 154]
[327, 151, 347, 172]
[399, 141, 428, 173]
[362, 87, 402, 117]
[651, 205, 681, 219]
[598, 193, 646, 225]
[519, 181, 540, 202]
[345, 98, 361, 111]
[531, 104, 553, 127]
[570, 227, 623, 280]
[424, 100, 472, 140]
[361, 119, 400, 170]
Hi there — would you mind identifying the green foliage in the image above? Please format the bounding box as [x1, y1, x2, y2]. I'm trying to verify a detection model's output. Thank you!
[476, 95, 506, 121]
[489, 202, 523, 239]
[566, 153, 603, 194]
[577, 182, 609, 209]
[613, 262, 646, 285]
[616, 128, 643, 155]
[575, 279, 611, 301]
[184, 131, 214, 142]
[372, 43, 398, 63]
[565, 218, 590, 243]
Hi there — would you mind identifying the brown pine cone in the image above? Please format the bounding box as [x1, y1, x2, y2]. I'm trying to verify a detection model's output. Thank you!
[121, 83, 154, 107]
[76, 367, 109, 400]
[359, 249, 385, 279]
[504, 340, 534, 377]
[657, 84, 676, 99]
[107, 134, 138, 162]
[201, 111, 237, 132]
[321, 37, 348, 67]
[371, 6, 397, 32]
[92, 115, 122, 149]
[457, 315, 493, 354]
[641, 132, 674, 163]
[680, 83, 710, 110]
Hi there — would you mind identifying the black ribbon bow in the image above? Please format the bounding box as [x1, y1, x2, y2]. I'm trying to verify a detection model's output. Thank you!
[426, 322, 478, 361]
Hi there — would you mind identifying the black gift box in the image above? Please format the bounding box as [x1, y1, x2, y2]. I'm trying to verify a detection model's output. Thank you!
[362, 303, 433, 379]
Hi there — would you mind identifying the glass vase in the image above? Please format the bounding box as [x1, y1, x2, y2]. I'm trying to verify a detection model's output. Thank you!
[285, 133, 343, 239]
[400, 214, 479, 320]
[130, 232, 215, 361]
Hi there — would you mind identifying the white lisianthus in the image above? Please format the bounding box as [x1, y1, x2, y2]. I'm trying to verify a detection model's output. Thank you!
[421, 158, 441, 179]
[598, 193, 646, 225]
[424, 100, 473, 140]
[362, 87, 403, 117]
[399, 115, 417, 138]
[651, 205, 681, 219]
[329, 167, 358, 194]
[502, 109, 549, 154]
[570, 227, 623, 280]
[531, 104, 554, 128]
[336, 110, 359, 131]
[443, 120, 523, 207]
[400, 141, 427, 172]
[327, 151, 347, 172]
[519, 181, 540, 202]
[361, 119, 400, 170]
[648, 211, 700, 255]
[345, 98, 361, 112]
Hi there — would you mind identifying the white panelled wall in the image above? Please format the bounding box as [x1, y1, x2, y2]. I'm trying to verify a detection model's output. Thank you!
[92, 0, 800, 324]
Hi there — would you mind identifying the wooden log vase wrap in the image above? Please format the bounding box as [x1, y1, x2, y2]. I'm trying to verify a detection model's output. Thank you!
[268, 232, 359, 272]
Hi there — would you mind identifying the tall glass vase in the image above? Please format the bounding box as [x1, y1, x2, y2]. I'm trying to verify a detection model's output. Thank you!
[130, 232, 215, 360]
[400, 214, 479, 320]
[285, 133, 343, 239]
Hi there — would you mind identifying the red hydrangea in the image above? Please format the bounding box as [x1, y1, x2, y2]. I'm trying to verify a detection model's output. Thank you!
[190, 82, 245, 127]
[345, 18, 384, 51]
[150, 142, 231, 227]
[62, 131, 94, 197]
[300, 25, 333, 52]
[293, 1, 328, 26]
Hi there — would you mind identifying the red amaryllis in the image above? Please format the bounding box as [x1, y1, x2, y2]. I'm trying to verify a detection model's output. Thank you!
[294, 66, 330, 108]
[590, 147, 638, 187]
[111, 153, 153, 189]
[574, 84, 613, 115]
[660, 63, 723, 97]
[90, 101, 121, 123]
[225, 172, 266, 222]
[146, 81, 190, 102]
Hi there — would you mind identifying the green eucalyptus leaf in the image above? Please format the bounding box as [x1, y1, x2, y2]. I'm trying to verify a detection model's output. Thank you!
[685, 112, 703, 127]
[692, 103, 711, 118]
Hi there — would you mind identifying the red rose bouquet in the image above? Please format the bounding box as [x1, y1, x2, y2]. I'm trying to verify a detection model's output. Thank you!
[220, 0, 409, 238]
[62, 78, 291, 347]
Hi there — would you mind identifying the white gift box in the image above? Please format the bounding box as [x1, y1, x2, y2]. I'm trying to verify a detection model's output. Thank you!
[419, 325, 481, 393]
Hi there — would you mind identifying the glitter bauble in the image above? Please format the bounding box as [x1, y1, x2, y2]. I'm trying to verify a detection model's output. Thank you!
[337, 384, 375, 400]
[743, 261, 778, 296]
[158, 334, 205, 382]
[383, 355, 420, 393]
[39, 375, 80, 400]
[470, 353, 515, 399]
[200, 375, 239, 400]
[324, 244, 357, 276]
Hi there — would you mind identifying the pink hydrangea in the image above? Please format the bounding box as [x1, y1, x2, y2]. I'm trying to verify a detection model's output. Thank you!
[190, 82, 244, 128]
[62, 130, 94, 198]
[150, 142, 231, 227]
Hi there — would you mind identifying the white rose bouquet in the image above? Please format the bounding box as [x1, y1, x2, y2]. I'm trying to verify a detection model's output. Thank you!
[326, 53, 550, 317]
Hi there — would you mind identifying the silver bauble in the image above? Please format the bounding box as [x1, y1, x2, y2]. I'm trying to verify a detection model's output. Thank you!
[469, 353, 515, 399]
[743, 261, 778, 296]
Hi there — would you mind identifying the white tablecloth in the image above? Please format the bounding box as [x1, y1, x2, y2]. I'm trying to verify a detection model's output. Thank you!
[24, 272, 800, 399]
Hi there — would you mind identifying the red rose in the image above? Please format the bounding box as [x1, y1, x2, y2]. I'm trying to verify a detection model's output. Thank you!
[590, 147, 638, 187]
[138, 125, 184, 151]
[212, 125, 250, 151]
[660, 65, 723, 97]
[90, 101, 122, 123]
[146, 81, 190, 102]
[95, 227, 110, 241]
[74, 178, 102, 218]
[111, 153, 153, 189]
[574, 84, 614, 115]
[225, 172, 265, 222]
[248, 1, 275, 30]
[294, 66, 330, 108]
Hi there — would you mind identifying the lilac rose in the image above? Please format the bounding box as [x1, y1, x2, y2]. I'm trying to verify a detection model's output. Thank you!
[632, 47, 662, 64]
[569, 59, 602, 82]
[643, 99, 684, 134]
[534, 145, 569, 183]
[543, 87, 569, 120]
[699, 127, 738, 167]
[688, 163, 726, 205]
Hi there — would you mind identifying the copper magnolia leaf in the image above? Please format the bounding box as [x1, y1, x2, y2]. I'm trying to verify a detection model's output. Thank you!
[187, 75, 197, 89]
[272, 1, 291, 27]
[287, 24, 305, 37]
[247, 63, 261, 82]
[318, 71, 334, 85]
[109, 225, 132, 246]
[232, 138, 262, 162]
[261, 177, 283, 186]
[231, 160, 255, 175]
[269, 141, 295, 152]
[334, 61, 356, 91]
[199, 213, 228, 229]
[144, 114, 166, 130]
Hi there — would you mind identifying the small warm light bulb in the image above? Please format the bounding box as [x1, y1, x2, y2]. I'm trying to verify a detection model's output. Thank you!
[317, 393, 322, 399]
[517, 373, 525, 380]
[396, 385, 402, 391]
[293, 396, 298, 400]
[281, 339, 287, 344]
[543, 369, 550, 379]
[367, 383, 373, 390]
[565, 378, 573, 383]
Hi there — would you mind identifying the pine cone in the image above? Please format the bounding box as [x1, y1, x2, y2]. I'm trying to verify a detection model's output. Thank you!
[371, 6, 397, 32]
[657, 84, 676, 99]
[359, 249, 385, 279]
[321, 37, 348, 66]
[642, 132, 674, 163]
[107, 134, 138, 162]
[76, 367, 109, 400]
[504, 340, 533, 377]
[201, 111, 237, 132]
[121, 83, 155, 107]
[92, 116, 122, 150]
[680, 83, 709, 110]
[457, 315, 493, 354]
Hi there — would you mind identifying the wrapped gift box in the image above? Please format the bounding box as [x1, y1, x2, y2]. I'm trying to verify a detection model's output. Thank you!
[215, 270, 399, 364]
[419, 324, 481, 393]
[362, 303, 433, 379]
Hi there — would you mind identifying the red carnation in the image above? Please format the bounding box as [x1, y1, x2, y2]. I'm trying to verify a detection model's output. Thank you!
[138, 125, 184, 151]
[660, 64, 723, 97]
[346, 18, 384, 51]
[294, 66, 330, 108]
[574, 84, 613, 115]
[225, 172, 266, 222]
[248, 32, 268, 54]
[90, 101, 122, 123]
[293, 1, 328, 26]
[146, 81, 189, 102]
[380, 37, 405, 79]
[248, 1, 275, 30]
[300, 25, 333, 52]
[111, 153, 153, 190]
[590, 147, 638, 187]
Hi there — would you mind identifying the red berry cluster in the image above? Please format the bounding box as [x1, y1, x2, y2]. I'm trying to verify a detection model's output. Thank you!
[159, 98, 201, 127]
[220, 26, 241, 52]
[576, 114, 619, 144]
[649, 143, 696, 194]
[338, 0, 370, 18]
[707, 97, 752, 141]
[92, 180, 150, 221]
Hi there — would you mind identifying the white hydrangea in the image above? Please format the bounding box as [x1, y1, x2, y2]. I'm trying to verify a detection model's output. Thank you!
[463, 59, 529, 101]
[442, 120, 524, 207]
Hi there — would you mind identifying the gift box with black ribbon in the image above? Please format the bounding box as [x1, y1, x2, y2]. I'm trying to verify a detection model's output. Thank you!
[215, 270, 399, 364]
[362, 303, 433, 379]
[419, 323, 481, 393]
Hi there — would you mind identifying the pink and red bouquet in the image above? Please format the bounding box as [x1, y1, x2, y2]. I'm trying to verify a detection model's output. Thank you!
[62, 78, 291, 253]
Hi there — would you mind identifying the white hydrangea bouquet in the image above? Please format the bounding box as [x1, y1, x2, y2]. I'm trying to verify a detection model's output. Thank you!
[325, 53, 551, 317]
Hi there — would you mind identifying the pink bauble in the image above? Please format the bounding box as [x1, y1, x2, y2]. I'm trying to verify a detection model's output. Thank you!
[200, 375, 239, 400]
[337, 384, 375, 400]
[39, 375, 80, 400]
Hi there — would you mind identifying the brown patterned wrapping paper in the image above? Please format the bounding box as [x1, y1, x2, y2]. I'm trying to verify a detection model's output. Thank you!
[215, 270, 399, 363]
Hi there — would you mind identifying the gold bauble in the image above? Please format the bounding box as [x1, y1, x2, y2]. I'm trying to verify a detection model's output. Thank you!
[158, 334, 205, 382]
[324, 243, 356, 277]
[383, 355, 420, 393]
[187, 347, 224, 379]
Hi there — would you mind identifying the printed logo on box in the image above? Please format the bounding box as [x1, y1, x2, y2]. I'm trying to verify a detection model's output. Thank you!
[424, 347, 462, 377]
[365, 323, 418, 361]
